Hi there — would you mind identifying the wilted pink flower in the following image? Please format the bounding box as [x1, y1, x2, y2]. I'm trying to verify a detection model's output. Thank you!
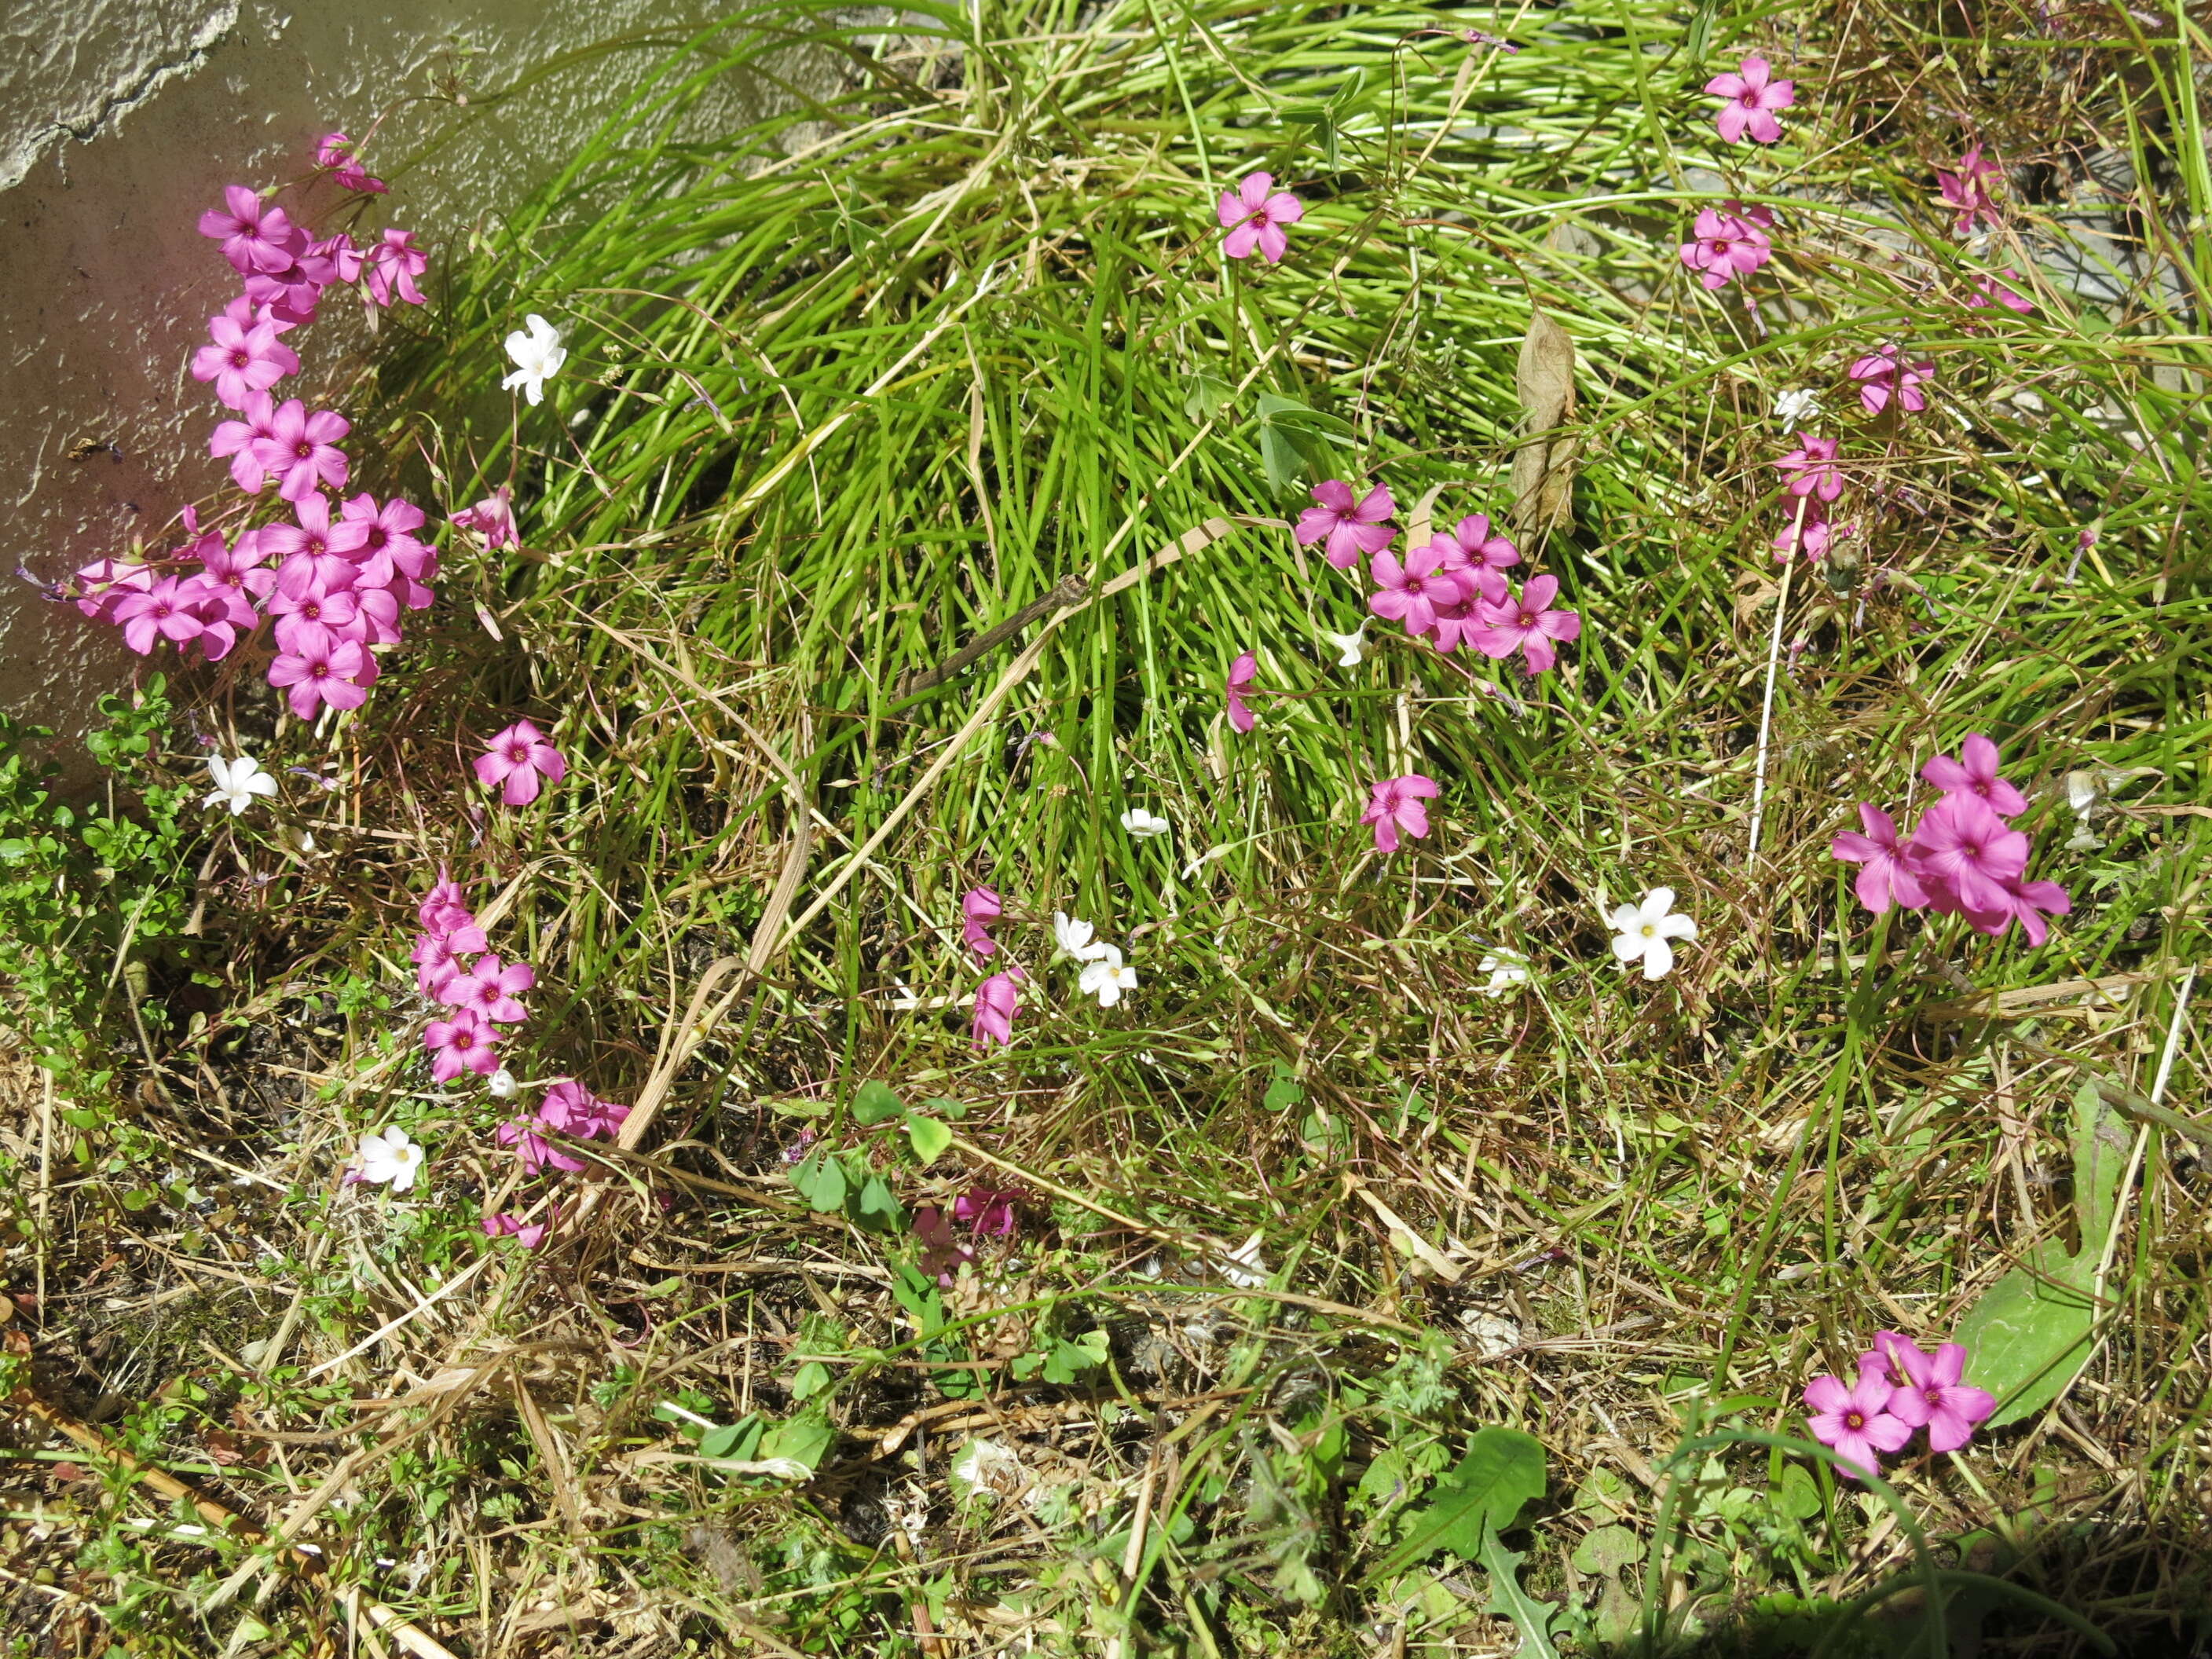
[316, 131, 388, 195]
[1832, 804, 1930, 915]
[425, 1008, 500, 1082]
[1679, 207, 1773, 290]
[539, 1079, 629, 1141]
[1848, 344, 1935, 416]
[419, 871, 482, 941]
[1361, 774, 1441, 854]
[1470, 573, 1582, 675]
[1936, 146, 2002, 235]
[253, 399, 351, 503]
[1705, 56, 1796, 145]
[961, 885, 1002, 958]
[362, 228, 429, 307]
[443, 954, 535, 1024]
[198, 185, 299, 274]
[1886, 1340, 1997, 1452]
[1922, 733, 2027, 818]
[1908, 792, 2029, 914]
[1774, 434, 1845, 502]
[1805, 1365, 1914, 1480]
[474, 720, 566, 806]
[972, 972, 1019, 1049]
[191, 313, 298, 411]
[496, 1119, 584, 1174]
[481, 1210, 548, 1248]
[1295, 480, 1396, 569]
[70, 558, 153, 622]
[1225, 650, 1258, 733]
[914, 1205, 976, 1285]
[266, 621, 370, 720]
[954, 1187, 1021, 1236]
[1966, 269, 2033, 314]
[1217, 170, 1304, 263]
[452, 485, 518, 550]
[1368, 542, 1469, 639]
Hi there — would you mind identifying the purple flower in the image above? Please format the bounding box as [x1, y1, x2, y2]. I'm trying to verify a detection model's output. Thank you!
[191, 313, 299, 411]
[1471, 573, 1582, 676]
[1832, 804, 1930, 915]
[1886, 1340, 1998, 1452]
[197, 185, 299, 275]
[1936, 146, 2002, 235]
[1968, 875, 2073, 947]
[913, 1205, 976, 1285]
[1772, 497, 1851, 565]
[1225, 650, 1258, 734]
[954, 1187, 1021, 1237]
[443, 954, 535, 1024]
[110, 577, 207, 656]
[1908, 793, 2030, 914]
[1966, 269, 2033, 315]
[1848, 344, 1935, 416]
[1361, 775, 1441, 855]
[1679, 207, 1773, 290]
[961, 885, 1002, 958]
[474, 720, 567, 807]
[452, 485, 518, 550]
[266, 621, 372, 720]
[1295, 480, 1396, 570]
[972, 972, 1020, 1049]
[1434, 514, 1520, 584]
[362, 229, 429, 307]
[1217, 170, 1304, 263]
[496, 1119, 584, 1174]
[1921, 733, 2027, 819]
[1774, 434, 1845, 503]
[253, 399, 352, 504]
[1804, 1365, 1914, 1480]
[211, 393, 282, 493]
[426, 1008, 500, 1082]
[1368, 541, 1470, 639]
[481, 1210, 549, 1248]
[1705, 56, 1796, 145]
[539, 1079, 629, 1141]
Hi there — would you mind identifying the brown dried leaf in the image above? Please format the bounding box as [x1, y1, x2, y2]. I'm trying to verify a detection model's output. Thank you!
[1511, 308, 1578, 532]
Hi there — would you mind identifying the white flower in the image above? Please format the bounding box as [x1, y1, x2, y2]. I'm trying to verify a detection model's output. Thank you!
[1052, 912, 1109, 962]
[487, 1068, 518, 1100]
[1218, 1232, 1269, 1290]
[203, 754, 277, 816]
[1774, 387, 1822, 430]
[1607, 887, 1697, 981]
[1078, 943, 1137, 1007]
[1324, 624, 1366, 667]
[948, 1438, 1026, 1501]
[1478, 950, 1530, 998]
[1120, 808, 1171, 839]
[501, 313, 567, 407]
[2064, 769, 2100, 815]
[350, 1127, 425, 1192]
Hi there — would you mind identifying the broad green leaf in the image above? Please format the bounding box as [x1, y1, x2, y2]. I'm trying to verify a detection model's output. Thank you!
[848, 1173, 905, 1232]
[853, 1080, 905, 1125]
[790, 1149, 848, 1214]
[2070, 1078, 2130, 1245]
[759, 1407, 836, 1472]
[1373, 1426, 1546, 1577]
[1950, 1241, 2097, 1428]
[906, 1113, 954, 1165]
[1481, 1532, 1562, 1659]
[789, 1361, 833, 1402]
[698, 1416, 764, 1461]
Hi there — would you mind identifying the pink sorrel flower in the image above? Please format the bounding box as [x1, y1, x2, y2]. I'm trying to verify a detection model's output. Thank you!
[1774, 434, 1845, 502]
[1966, 269, 2033, 315]
[340, 493, 435, 587]
[211, 393, 282, 493]
[110, 577, 207, 656]
[1295, 480, 1396, 570]
[70, 557, 152, 622]
[1922, 733, 2027, 818]
[1937, 146, 2002, 235]
[1368, 542, 1469, 639]
[1805, 1365, 1914, 1480]
[1832, 804, 1931, 915]
[954, 1187, 1021, 1236]
[474, 720, 567, 806]
[539, 1079, 629, 1141]
[1361, 774, 1441, 854]
[1679, 207, 1773, 290]
[1848, 344, 1935, 417]
[1705, 56, 1795, 145]
[1471, 573, 1582, 675]
[1886, 1339, 1998, 1452]
[1217, 170, 1304, 263]
[242, 237, 338, 325]
[198, 185, 299, 274]
[411, 932, 475, 999]
[1772, 496, 1851, 565]
[961, 885, 1003, 958]
[1909, 792, 2030, 914]
[1225, 650, 1258, 734]
[266, 493, 372, 595]
[442, 954, 535, 1024]
[270, 582, 360, 654]
[191, 313, 299, 411]
[317, 131, 388, 195]
[425, 1008, 500, 1082]
[481, 1210, 548, 1248]
[362, 228, 429, 307]
[1969, 875, 2073, 947]
[419, 871, 482, 941]
[972, 971, 1020, 1049]
[313, 232, 364, 285]
[1859, 1330, 1918, 1390]
[452, 485, 518, 550]
[253, 399, 351, 503]
[267, 621, 370, 720]
[1434, 514, 1520, 584]
[496, 1119, 584, 1174]
[914, 1205, 976, 1285]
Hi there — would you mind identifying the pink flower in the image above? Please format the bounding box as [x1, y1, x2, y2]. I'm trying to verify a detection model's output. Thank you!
[425, 1008, 500, 1082]
[253, 399, 351, 503]
[192, 529, 270, 618]
[1908, 792, 2030, 914]
[211, 393, 283, 493]
[1217, 170, 1304, 263]
[1858, 1330, 1919, 1390]
[1434, 514, 1520, 583]
[481, 1210, 549, 1248]
[411, 932, 476, 999]
[70, 558, 153, 622]
[496, 1119, 584, 1174]
[340, 493, 435, 585]
[1679, 207, 1773, 290]
[972, 972, 1020, 1049]
[191, 313, 299, 411]
[266, 493, 372, 599]
[1966, 270, 2033, 315]
[241, 236, 338, 325]
[316, 132, 388, 195]
[1771, 498, 1851, 565]
[1968, 876, 2073, 947]
[419, 872, 482, 941]
[362, 228, 429, 307]
[266, 621, 370, 720]
[1804, 1365, 1914, 1480]
[961, 885, 1002, 958]
[1368, 541, 1470, 639]
[110, 577, 207, 656]
[1774, 434, 1845, 502]
[1921, 733, 2026, 818]
[270, 582, 360, 654]
[1936, 146, 2002, 235]
[1361, 774, 1441, 854]
[1470, 573, 1582, 675]
[1886, 1340, 1997, 1452]
[197, 185, 299, 275]
[474, 720, 567, 806]
[1832, 804, 1931, 915]
[1704, 56, 1795, 145]
[443, 954, 535, 1024]
[452, 485, 518, 550]
[914, 1206, 976, 1285]
[1848, 344, 1935, 417]
[539, 1079, 629, 1141]
[1225, 650, 1258, 734]
[954, 1187, 1021, 1236]
[1295, 480, 1396, 569]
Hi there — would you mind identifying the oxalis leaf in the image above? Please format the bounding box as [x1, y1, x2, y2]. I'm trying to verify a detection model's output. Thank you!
[1372, 1426, 1545, 1578]
[906, 1113, 954, 1165]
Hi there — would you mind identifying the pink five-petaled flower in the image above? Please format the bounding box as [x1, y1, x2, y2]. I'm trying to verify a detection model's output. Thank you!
[452, 485, 518, 550]
[252, 399, 352, 503]
[341, 493, 435, 589]
[191, 313, 299, 411]
[954, 1187, 1021, 1236]
[1772, 497, 1851, 565]
[1471, 573, 1582, 676]
[1361, 774, 1441, 855]
[1704, 55, 1796, 145]
[972, 972, 1020, 1049]
[1368, 541, 1469, 639]
[961, 886, 1002, 958]
[474, 720, 567, 806]
[481, 1210, 548, 1248]
[1804, 1365, 1914, 1480]
[266, 621, 370, 720]
[316, 131, 389, 195]
[1225, 650, 1259, 734]
[211, 392, 282, 493]
[1217, 170, 1304, 264]
[1435, 514, 1521, 584]
[1970, 875, 2073, 947]
[1887, 1340, 1998, 1452]
[1774, 434, 1846, 502]
[425, 1007, 500, 1082]
[1922, 732, 2027, 818]
[110, 577, 207, 656]
[1937, 145, 2002, 235]
[1679, 207, 1773, 291]
[362, 228, 429, 308]
[419, 871, 483, 942]
[1832, 804, 1931, 916]
[1295, 480, 1397, 570]
[1967, 269, 2034, 315]
[441, 954, 535, 1023]
[496, 1119, 584, 1174]
[539, 1079, 630, 1141]
[1908, 792, 2030, 914]
[197, 185, 299, 274]
[1848, 344, 1935, 417]
[411, 932, 475, 1000]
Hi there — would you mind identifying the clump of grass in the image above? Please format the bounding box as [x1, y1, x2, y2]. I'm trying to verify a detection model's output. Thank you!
[9, 0, 2212, 1653]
